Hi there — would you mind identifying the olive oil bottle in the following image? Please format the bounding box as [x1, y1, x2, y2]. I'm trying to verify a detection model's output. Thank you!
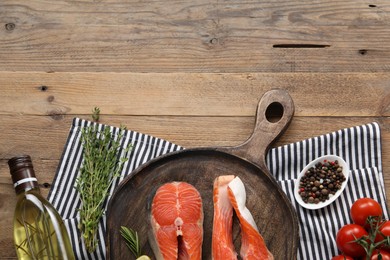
[9, 155, 75, 260]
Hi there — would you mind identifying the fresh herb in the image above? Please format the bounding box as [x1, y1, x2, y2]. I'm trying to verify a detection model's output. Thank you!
[120, 226, 142, 258]
[15, 218, 50, 258]
[92, 107, 100, 122]
[75, 108, 132, 253]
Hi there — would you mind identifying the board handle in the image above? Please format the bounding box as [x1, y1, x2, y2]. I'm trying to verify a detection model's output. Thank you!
[221, 89, 294, 173]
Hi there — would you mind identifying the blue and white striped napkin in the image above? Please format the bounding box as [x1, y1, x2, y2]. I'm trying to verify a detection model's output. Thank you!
[48, 119, 388, 260]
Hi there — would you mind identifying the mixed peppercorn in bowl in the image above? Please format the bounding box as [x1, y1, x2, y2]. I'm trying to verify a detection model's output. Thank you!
[294, 155, 350, 210]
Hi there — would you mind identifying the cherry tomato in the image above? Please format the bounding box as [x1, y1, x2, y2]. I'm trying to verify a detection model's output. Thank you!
[370, 249, 390, 260]
[336, 224, 368, 257]
[350, 198, 382, 226]
[331, 254, 354, 260]
[375, 220, 390, 250]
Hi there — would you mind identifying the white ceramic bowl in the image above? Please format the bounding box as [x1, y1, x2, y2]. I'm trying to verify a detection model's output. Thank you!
[294, 155, 350, 210]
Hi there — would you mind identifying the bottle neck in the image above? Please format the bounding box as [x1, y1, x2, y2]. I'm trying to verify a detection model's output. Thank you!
[8, 155, 40, 194]
[12, 170, 40, 194]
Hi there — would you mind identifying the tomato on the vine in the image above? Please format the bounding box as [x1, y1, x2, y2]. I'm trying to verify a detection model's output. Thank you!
[336, 224, 368, 257]
[375, 220, 390, 249]
[331, 254, 353, 260]
[370, 249, 390, 260]
[351, 198, 382, 226]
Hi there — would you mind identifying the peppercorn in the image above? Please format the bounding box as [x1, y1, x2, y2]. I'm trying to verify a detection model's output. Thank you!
[298, 159, 346, 204]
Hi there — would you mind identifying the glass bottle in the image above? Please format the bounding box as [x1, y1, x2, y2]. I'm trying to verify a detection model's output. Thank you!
[9, 155, 75, 260]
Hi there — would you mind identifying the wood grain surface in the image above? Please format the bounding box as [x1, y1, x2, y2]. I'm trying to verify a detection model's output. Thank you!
[1, 1, 390, 72]
[1, 0, 390, 259]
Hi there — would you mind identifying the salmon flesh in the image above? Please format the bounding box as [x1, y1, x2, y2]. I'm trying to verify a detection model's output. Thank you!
[212, 175, 238, 260]
[227, 176, 274, 260]
[149, 182, 203, 260]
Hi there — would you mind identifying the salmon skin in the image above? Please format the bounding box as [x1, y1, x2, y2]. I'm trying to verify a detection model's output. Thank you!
[227, 176, 274, 260]
[149, 182, 203, 260]
[212, 175, 238, 260]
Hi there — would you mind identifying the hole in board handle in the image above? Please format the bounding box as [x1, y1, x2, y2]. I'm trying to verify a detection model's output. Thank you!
[265, 102, 284, 123]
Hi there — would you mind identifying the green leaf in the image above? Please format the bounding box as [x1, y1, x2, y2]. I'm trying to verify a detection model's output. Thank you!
[120, 226, 142, 258]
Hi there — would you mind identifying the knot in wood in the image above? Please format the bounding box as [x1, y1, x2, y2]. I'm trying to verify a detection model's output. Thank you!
[5, 23, 15, 31]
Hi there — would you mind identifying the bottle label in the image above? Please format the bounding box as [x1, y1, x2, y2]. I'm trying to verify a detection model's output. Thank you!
[13, 177, 38, 188]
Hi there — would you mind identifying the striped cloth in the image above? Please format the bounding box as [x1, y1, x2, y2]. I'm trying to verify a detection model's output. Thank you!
[267, 122, 388, 259]
[48, 119, 388, 260]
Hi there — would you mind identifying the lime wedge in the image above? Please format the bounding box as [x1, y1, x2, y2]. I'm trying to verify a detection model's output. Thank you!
[136, 255, 151, 260]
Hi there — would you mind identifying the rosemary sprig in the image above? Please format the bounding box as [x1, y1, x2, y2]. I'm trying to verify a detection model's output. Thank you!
[75, 108, 132, 253]
[120, 226, 142, 258]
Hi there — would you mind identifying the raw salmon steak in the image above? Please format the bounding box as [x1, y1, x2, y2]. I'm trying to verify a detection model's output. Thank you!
[212, 175, 238, 260]
[149, 182, 203, 260]
[228, 176, 274, 260]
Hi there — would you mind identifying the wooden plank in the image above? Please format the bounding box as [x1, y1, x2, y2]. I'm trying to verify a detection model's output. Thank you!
[0, 1, 390, 72]
[1, 72, 390, 116]
[1, 115, 389, 179]
[0, 114, 389, 158]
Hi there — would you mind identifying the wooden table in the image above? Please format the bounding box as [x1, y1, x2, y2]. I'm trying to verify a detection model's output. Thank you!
[1, 1, 389, 258]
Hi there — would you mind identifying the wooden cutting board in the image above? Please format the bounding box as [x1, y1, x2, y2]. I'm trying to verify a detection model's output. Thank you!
[106, 89, 299, 259]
